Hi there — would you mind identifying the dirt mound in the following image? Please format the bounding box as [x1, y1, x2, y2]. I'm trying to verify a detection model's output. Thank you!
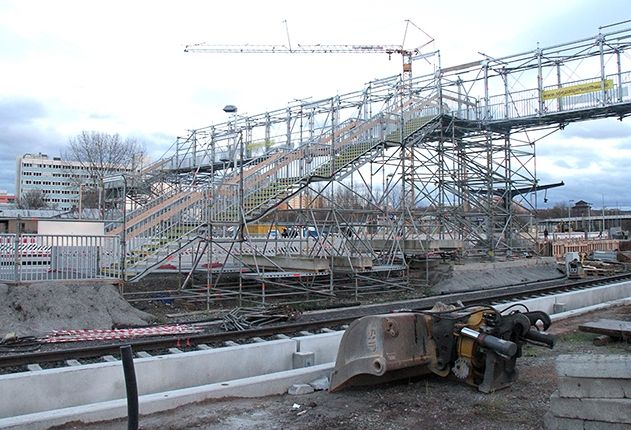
[0, 281, 154, 338]
[434, 257, 563, 293]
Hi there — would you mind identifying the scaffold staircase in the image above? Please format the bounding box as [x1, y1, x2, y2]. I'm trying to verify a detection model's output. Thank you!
[116, 95, 442, 280]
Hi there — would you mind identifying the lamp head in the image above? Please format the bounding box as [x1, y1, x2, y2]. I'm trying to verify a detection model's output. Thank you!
[223, 105, 238, 114]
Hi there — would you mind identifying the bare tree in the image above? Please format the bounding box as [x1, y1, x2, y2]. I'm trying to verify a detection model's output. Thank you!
[66, 131, 146, 211]
[18, 190, 49, 209]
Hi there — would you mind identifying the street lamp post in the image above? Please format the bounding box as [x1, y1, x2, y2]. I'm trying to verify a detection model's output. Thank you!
[568, 199, 574, 234]
[223, 105, 244, 241]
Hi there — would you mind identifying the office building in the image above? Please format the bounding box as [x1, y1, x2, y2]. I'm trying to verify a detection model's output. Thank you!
[15, 153, 129, 211]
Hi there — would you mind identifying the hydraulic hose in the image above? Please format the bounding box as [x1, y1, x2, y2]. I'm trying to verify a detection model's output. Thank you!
[121, 345, 139, 430]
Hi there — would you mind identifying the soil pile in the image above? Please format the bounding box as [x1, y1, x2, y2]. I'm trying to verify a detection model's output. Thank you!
[0, 281, 154, 338]
[435, 257, 562, 293]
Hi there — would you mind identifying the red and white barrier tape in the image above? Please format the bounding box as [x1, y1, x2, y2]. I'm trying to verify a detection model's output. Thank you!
[43, 324, 204, 343]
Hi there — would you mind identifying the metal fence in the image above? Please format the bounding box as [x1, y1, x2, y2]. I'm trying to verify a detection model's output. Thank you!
[0, 233, 121, 283]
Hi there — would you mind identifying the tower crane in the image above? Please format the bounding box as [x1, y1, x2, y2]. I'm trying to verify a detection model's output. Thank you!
[184, 20, 434, 82]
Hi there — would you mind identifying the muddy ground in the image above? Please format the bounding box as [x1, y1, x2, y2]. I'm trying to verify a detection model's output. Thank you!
[54, 304, 631, 430]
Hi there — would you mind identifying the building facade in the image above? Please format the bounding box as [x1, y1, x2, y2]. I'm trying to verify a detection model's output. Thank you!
[15, 153, 130, 211]
[0, 190, 16, 205]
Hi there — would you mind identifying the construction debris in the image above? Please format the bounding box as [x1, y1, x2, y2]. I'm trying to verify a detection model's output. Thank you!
[221, 306, 300, 331]
[578, 319, 631, 343]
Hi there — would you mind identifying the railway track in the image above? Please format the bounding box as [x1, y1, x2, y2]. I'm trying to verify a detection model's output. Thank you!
[2, 272, 630, 371]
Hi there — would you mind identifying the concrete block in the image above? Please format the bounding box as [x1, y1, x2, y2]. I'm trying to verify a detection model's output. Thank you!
[224, 341, 239, 347]
[26, 364, 42, 372]
[168, 348, 183, 354]
[309, 376, 330, 391]
[293, 352, 315, 369]
[553, 303, 566, 313]
[556, 354, 631, 379]
[544, 412, 631, 430]
[558, 376, 631, 398]
[136, 351, 152, 358]
[65, 360, 81, 367]
[196, 344, 212, 350]
[101, 356, 118, 362]
[295, 331, 344, 364]
[550, 392, 631, 424]
[288, 384, 315, 395]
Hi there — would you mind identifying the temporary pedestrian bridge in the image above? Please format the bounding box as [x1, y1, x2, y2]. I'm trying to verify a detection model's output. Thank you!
[104, 25, 631, 303]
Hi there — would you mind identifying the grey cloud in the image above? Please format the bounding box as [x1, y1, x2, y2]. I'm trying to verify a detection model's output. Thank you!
[0, 98, 47, 125]
[560, 119, 631, 140]
[538, 161, 631, 209]
[0, 97, 65, 193]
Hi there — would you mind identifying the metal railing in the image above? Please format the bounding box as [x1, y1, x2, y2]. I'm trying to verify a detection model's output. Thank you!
[0, 233, 121, 283]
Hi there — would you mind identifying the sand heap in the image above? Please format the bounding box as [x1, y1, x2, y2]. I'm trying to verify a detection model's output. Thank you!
[0, 281, 154, 338]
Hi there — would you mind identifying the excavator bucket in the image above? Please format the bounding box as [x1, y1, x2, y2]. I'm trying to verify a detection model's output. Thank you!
[330, 313, 438, 392]
[330, 305, 555, 393]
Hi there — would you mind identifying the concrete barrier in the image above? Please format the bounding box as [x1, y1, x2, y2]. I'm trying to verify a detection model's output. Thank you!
[545, 354, 631, 429]
[0, 364, 334, 430]
[0, 338, 297, 419]
[0, 332, 343, 429]
[496, 280, 631, 316]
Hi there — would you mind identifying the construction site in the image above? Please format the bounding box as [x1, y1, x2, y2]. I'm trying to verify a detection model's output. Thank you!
[94, 24, 631, 305]
[1, 23, 631, 308]
[2, 21, 631, 430]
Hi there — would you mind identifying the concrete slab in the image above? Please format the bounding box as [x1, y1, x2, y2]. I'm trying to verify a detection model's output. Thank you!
[544, 412, 631, 430]
[579, 319, 631, 337]
[240, 255, 329, 272]
[330, 255, 372, 269]
[558, 376, 631, 398]
[556, 354, 631, 379]
[550, 392, 631, 424]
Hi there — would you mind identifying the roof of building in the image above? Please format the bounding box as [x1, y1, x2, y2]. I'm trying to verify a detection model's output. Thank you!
[0, 209, 70, 219]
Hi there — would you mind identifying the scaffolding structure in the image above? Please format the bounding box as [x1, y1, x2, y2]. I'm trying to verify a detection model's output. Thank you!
[105, 25, 631, 306]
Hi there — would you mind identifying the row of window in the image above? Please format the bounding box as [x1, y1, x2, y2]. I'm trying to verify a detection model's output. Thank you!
[22, 180, 94, 187]
[22, 162, 132, 172]
[22, 171, 92, 180]
[21, 187, 80, 195]
[43, 197, 76, 203]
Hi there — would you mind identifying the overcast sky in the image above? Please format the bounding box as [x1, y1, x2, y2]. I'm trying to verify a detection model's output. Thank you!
[1, 0, 630, 209]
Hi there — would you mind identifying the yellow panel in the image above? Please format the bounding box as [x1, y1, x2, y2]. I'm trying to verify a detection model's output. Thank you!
[542, 79, 613, 100]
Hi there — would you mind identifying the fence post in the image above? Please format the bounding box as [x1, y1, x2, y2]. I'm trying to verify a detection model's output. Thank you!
[14, 216, 21, 282]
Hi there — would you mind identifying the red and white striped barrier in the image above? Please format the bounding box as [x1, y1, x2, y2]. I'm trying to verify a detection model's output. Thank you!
[43, 324, 204, 343]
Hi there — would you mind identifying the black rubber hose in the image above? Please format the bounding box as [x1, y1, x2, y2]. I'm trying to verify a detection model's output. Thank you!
[524, 329, 556, 348]
[121, 345, 139, 430]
